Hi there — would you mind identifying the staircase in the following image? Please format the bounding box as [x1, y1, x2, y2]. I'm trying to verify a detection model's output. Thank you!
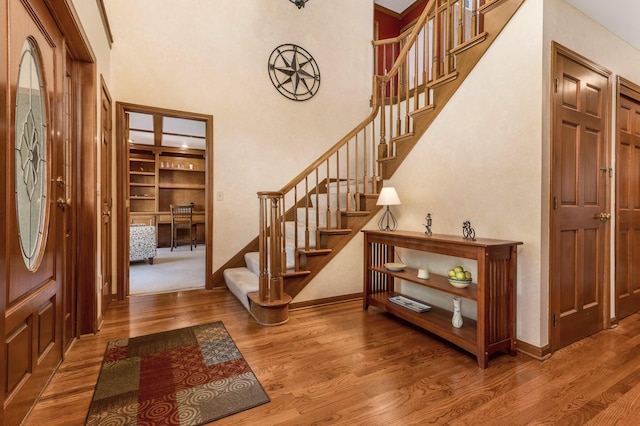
[218, 0, 525, 324]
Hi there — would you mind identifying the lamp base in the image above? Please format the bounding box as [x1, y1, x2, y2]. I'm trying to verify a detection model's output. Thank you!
[378, 206, 398, 231]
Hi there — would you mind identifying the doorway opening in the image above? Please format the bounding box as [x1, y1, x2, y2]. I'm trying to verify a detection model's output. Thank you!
[116, 103, 214, 299]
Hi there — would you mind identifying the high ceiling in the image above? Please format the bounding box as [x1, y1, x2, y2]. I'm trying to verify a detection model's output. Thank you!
[374, 0, 416, 13]
[564, 0, 640, 51]
[375, 0, 640, 52]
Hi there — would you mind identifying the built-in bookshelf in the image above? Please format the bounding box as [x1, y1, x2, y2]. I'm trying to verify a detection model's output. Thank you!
[129, 144, 205, 246]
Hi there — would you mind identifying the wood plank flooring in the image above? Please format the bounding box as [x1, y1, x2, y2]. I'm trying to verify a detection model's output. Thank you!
[24, 289, 640, 425]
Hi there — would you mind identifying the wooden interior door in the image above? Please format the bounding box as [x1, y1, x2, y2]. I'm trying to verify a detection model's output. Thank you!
[4, 0, 65, 423]
[550, 45, 610, 351]
[101, 81, 113, 319]
[616, 82, 640, 319]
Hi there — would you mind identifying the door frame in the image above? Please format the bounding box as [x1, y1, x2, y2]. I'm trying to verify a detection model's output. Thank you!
[115, 103, 214, 299]
[615, 76, 640, 321]
[549, 42, 612, 352]
[99, 76, 113, 323]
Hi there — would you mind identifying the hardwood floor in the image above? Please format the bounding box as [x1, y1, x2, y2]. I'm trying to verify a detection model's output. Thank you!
[25, 289, 640, 425]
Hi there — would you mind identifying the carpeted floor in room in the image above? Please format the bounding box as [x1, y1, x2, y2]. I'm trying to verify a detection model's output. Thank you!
[130, 245, 205, 295]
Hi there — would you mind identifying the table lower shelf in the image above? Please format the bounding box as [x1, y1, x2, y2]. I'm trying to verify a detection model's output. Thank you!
[366, 291, 478, 357]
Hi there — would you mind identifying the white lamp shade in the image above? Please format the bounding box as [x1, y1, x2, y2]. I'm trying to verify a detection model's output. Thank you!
[376, 187, 401, 206]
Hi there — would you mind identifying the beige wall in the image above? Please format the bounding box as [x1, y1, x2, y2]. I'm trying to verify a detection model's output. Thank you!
[104, 0, 374, 275]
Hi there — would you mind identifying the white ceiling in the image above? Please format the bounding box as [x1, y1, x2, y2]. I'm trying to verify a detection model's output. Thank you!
[564, 0, 640, 51]
[374, 0, 640, 51]
[374, 0, 416, 14]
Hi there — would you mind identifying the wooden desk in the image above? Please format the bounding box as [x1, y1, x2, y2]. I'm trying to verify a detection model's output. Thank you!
[130, 211, 205, 247]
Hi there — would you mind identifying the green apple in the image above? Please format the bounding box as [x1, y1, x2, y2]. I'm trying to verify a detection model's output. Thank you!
[453, 266, 464, 273]
[465, 271, 472, 280]
[455, 271, 466, 280]
[448, 269, 456, 278]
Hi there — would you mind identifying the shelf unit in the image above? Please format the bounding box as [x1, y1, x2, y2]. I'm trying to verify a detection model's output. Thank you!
[128, 144, 206, 246]
[362, 230, 522, 368]
[129, 152, 157, 217]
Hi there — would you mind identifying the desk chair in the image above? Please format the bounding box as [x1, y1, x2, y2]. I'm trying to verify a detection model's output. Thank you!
[170, 203, 197, 251]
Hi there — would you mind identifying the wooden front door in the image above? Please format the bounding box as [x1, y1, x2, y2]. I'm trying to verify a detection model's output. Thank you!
[550, 45, 611, 351]
[616, 82, 640, 319]
[101, 81, 113, 319]
[3, 0, 66, 423]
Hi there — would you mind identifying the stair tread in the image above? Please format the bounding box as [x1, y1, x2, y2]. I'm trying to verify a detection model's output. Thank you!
[428, 71, 458, 89]
[409, 104, 435, 117]
[389, 132, 414, 143]
[341, 210, 371, 217]
[361, 193, 379, 199]
[282, 270, 311, 278]
[377, 156, 397, 164]
[299, 248, 332, 256]
[319, 228, 352, 235]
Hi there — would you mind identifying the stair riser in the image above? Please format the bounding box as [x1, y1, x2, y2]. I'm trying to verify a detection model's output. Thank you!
[285, 221, 317, 249]
[295, 207, 338, 229]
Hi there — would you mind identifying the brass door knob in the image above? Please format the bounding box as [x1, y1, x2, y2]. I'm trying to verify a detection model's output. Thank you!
[593, 212, 611, 222]
[57, 197, 71, 208]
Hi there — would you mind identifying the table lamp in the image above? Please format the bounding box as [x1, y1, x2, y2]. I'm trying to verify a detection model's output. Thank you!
[376, 187, 401, 231]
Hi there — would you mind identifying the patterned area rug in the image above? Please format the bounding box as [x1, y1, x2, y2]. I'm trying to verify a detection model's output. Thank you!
[86, 321, 269, 425]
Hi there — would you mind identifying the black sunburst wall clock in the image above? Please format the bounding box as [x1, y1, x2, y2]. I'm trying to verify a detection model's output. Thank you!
[268, 44, 321, 101]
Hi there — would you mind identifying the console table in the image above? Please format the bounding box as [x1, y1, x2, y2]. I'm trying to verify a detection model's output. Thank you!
[362, 230, 522, 368]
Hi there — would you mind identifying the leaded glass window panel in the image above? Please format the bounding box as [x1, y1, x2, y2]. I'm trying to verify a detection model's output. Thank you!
[15, 38, 48, 272]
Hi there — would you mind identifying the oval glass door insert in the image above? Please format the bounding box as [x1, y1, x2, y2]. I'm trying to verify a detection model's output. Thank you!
[15, 38, 49, 271]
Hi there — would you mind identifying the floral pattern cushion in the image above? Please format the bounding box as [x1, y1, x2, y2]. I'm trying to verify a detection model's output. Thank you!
[130, 225, 157, 263]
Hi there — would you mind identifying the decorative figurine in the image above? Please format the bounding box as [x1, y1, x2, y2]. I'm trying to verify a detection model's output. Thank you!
[424, 213, 433, 236]
[462, 221, 476, 241]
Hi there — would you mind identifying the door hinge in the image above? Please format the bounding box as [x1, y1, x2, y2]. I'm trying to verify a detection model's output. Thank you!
[554, 78, 560, 93]
[553, 196, 558, 210]
[553, 313, 558, 328]
[600, 167, 613, 178]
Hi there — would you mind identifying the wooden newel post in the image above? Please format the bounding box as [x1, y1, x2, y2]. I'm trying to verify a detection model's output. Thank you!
[267, 195, 283, 301]
[250, 192, 292, 326]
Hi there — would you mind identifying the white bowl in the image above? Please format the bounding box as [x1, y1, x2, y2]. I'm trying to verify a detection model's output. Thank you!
[384, 262, 406, 272]
[448, 278, 472, 288]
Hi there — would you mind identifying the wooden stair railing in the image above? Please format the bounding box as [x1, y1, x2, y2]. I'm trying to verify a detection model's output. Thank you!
[214, 0, 525, 325]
